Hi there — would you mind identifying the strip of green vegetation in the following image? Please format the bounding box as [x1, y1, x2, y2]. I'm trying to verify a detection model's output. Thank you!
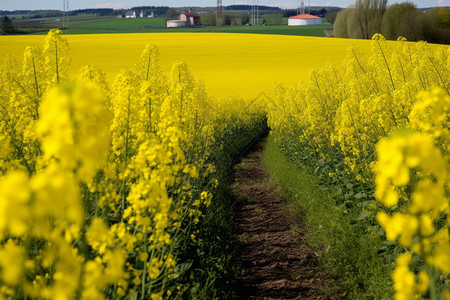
[187, 121, 268, 298]
[75, 17, 165, 28]
[14, 15, 109, 28]
[45, 24, 332, 37]
[262, 135, 393, 299]
[13, 15, 112, 34]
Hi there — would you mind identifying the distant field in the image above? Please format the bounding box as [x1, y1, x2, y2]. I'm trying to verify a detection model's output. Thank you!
[12, 15, 111, 33]
[75, 17, 166, 28]
[40, 24, 333, 37]
[14, 14, 332, 37]
[0, 33, 370, 98]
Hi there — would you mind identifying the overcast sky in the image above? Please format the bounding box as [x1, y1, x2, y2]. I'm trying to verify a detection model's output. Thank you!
[1, 0, 448, 11]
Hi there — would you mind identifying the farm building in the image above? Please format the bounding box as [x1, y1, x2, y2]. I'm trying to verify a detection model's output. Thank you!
[118, 10, 150, 19]
[167, 10, 200, 28]
[125, 11, 136, 18]
[167, 20, 186, 28]
[179, 10, 200, 26]
[288, 14, 322, 26]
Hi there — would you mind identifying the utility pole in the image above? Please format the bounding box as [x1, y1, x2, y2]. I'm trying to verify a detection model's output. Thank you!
[62, 0, 65, 27]
[251, 0, 254, 25]
[217, 0, 222, 27]
[251, 0, 259, 26]
[257, 0, 259, 26]
[66, 0, 69, 28]
[62, 0, 69, 28]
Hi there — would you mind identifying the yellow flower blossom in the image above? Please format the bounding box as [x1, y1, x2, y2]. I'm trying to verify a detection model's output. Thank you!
[377, 212, 418, 247]
[392, 253, 415, 300]
[0, 171, 30, 236]
[430, 243, 450, 274]
[0, 240, 24, 285]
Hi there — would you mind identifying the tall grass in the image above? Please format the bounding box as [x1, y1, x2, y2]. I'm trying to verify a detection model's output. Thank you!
[263, 136, 393, 298]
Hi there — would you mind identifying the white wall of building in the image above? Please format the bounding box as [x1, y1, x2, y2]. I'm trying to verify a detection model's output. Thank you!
[288, 18, 321, 26]
[167, 20, 186, 28]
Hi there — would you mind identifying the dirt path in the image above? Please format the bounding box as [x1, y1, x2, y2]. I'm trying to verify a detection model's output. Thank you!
[230, 141, 338, 299]
[324, 29, 334, 37]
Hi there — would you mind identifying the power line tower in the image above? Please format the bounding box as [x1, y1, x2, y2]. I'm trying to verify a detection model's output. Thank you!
[257, 0, 259, 26]
[251, 0, 259, 26]
[216, 0, 222, 27]
[62, 0, 69, 28]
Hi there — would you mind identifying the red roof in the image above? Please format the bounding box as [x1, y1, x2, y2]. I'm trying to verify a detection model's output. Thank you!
[288, 14, 321, 19]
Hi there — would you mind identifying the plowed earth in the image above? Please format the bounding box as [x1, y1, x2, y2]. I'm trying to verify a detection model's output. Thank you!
[230, 141, 339, 299]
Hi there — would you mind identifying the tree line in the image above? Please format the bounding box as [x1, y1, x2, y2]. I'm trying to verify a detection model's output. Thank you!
[283, 7, 341, 18]
[128, 6, 170, 16]
[225, 5, 280, 11]
[0, 7, 170, 20]
[1, 16, 16, 34]
[200, 13, 251, 26]
[334, 0, 449, 44]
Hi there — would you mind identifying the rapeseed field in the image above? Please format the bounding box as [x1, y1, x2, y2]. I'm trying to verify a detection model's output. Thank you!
[0, 30, 448, 299]
[0, 33, 374, 97]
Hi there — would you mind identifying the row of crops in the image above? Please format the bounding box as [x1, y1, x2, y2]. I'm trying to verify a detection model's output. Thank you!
[0, 29, 448, 299]
[267, 35, 449, 299]
[0, 29, 266, 299]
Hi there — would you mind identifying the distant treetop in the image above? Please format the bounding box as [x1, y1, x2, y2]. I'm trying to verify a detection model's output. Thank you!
[224, 5, 281, 11]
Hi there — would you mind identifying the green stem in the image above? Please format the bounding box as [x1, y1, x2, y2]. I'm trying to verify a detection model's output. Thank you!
[376, 39, 395, 92]
[427, 55, 448, 94]
[141, 230, 148, 299]
[54, 40, 59, 83]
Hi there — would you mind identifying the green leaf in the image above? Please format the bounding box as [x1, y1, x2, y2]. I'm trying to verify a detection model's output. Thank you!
[354, 192, 366, 199]
[178, 259, 193, 276]
[356, 211, 369, 220]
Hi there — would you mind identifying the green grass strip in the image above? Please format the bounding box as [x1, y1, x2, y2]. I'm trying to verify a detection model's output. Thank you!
[262, 135, 393, 299]
[27, 24, 332, 36]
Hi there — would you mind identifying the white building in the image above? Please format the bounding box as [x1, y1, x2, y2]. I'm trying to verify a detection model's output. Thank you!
[179, 11, 200, 26]
[288, 14, 322, 26]
[125, 11, 136, 18]
[167, 20, 186, 28]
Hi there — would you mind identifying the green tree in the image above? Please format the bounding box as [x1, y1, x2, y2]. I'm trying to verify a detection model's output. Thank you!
[381, 2, 416, 40]
[334, 0, 387, 39]
[334, 8, 353, 38]
[1, 16, 15, 34]
[395, 7, 449, 44]
[241, 12, 250, 25]
[325, 12, 338, 24]
[201, 13, 216, 26]
[348, 7, 366, 38]
[434, 7, 450, 28]
[223, 14, 232, 26]
[397, 10, 424, 41]
[422, 7, 450, 44]
[164, 8, 176, 21]
[263, 14, 283, 25]
[353, 0, 387, 39]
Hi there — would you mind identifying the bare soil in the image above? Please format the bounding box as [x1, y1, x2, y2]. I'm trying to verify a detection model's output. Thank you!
[230, 141, 339, 299]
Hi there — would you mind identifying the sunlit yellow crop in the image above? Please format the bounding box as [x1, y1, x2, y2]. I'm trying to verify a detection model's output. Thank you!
[0, 29, 266, 299]
[0, 28, 448, 299]
[266, 34, 448, 298]
[0, 33, 376, 98]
